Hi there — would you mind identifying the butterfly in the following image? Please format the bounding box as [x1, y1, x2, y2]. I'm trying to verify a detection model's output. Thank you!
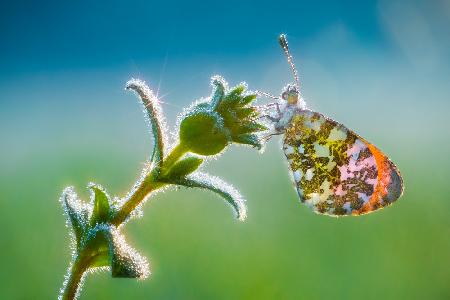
[260, 34, 404, 216]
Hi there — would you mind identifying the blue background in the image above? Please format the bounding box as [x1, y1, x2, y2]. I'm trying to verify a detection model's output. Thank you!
[1, 0, 449, 299]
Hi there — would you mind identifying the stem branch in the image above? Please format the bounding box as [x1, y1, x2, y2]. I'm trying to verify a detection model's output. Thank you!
[161, 143, 188, 172]
[60, 143, 189, 299]
[111, 175, 162, 226]
[112, 143, 187, 226]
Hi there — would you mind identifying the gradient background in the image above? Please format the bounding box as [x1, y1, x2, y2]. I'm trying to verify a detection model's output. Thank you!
[1, 0, 449, 299]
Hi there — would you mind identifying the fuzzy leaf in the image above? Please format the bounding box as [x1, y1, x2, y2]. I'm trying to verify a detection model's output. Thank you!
[240, 94, 257, 105]
[89, 184, 111, 225]
[109, 227, 150, 279]
[227, 84, 245, 97]
[210, 76, 226, 110]
[233, 133, 262, 149]
[221, 94, 241, 108]
[166, 156, 203, 179]
[220, 86, 246, 109]
[237, 122, 268, 135]
[60, 187, 88, 246]
[126, 79, 167, 169]
[235, 107, 257, 119]
[85, 225, 150, 278]
[173, 172, 247, 221]
[84, 226, 111, 268]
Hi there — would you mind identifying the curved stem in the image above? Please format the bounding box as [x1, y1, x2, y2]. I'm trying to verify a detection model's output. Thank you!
[111, 175, 162, 226]
[60, 253, 93, 300]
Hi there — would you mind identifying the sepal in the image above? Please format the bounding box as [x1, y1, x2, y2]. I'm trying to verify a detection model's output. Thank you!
[84, 225, 150, 279]
[171, 172, 247, 221]
[109, 227, 150, 279]
[88, 183, 112, 226]
[60, 187, 89, 248]
[165, 156, 203, 179]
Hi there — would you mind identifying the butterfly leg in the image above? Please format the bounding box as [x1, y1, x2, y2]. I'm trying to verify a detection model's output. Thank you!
[254, 90, 284, 130]
[261, 131, 283, 143]
[259, 114, 279, 123]
[275, 102, 281, 115]
[259, 114, 284, 143]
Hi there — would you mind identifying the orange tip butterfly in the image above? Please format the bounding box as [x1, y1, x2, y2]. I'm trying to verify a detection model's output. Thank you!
[263, 34, 404, 216]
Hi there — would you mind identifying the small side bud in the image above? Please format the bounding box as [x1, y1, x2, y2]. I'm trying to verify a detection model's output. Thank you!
[165, 156, 203, 179]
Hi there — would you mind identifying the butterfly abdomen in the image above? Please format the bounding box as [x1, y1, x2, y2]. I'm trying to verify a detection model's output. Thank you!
[283, 110, 403, 216]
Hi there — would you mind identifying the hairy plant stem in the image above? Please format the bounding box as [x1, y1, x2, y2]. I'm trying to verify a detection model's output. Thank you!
[62, 251, 100, 300]
[111, 175, 162, 226]
[61, 143, 187, 300]
[160, 143, 188, 174]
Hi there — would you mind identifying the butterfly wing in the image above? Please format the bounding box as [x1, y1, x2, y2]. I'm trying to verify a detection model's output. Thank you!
[283, 110, 403, 216]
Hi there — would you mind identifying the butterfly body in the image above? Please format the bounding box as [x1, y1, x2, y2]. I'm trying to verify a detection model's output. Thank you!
[264, 34, 404, 216]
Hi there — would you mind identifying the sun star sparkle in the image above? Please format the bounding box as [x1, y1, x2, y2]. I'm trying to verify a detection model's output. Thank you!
[263, 34, 404, 216]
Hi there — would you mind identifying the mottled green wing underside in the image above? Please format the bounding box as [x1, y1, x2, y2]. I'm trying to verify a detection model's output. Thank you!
[283, 110, 403, 216]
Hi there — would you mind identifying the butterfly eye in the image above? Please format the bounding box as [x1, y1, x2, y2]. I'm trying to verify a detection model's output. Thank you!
[287, 93, 298, 104]
[281, 85, 299, 104]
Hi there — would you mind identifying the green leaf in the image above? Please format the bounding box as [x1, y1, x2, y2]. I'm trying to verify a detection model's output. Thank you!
[228, 84, 245, 97]
[235, 107, 256, 119]
[109, 227, 150, 279]
[85, 225, 150, 278]
[233, 133, 262, 149]
[240, 94, 257, 105]
[172, 172, 247, 221]
[237, 122, 268, 135]
[126, 79, 166, 170]
[60, 187, 88, 247]
[222, 93, 241, 107]
[89, 184, 111, 225]
[210, 76, 226, 110]
[84, 226, 111, 268]
[166, 156, 203, 179]
[219, 98, 240, 110]
[220, 86, 247, 109]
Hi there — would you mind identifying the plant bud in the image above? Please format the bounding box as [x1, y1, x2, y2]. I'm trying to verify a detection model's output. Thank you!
[179, 110, 230, 155]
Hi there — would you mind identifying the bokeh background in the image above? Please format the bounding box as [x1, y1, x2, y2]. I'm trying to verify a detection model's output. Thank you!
[1, 0, 449, 299]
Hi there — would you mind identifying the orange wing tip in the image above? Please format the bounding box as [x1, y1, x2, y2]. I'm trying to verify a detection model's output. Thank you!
[355, 144, 404, 215]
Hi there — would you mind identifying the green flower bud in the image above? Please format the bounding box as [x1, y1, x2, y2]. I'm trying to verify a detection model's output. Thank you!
[180, 110, 230, 155]
[178, 76, 267, 156]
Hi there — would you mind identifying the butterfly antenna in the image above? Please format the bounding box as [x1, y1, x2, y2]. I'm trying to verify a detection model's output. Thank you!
[256, 90, 280, 100]
[278, 34, 300, 89]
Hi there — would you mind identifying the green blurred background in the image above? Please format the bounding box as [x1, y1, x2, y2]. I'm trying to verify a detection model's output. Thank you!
[1, 0, 449, 299]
